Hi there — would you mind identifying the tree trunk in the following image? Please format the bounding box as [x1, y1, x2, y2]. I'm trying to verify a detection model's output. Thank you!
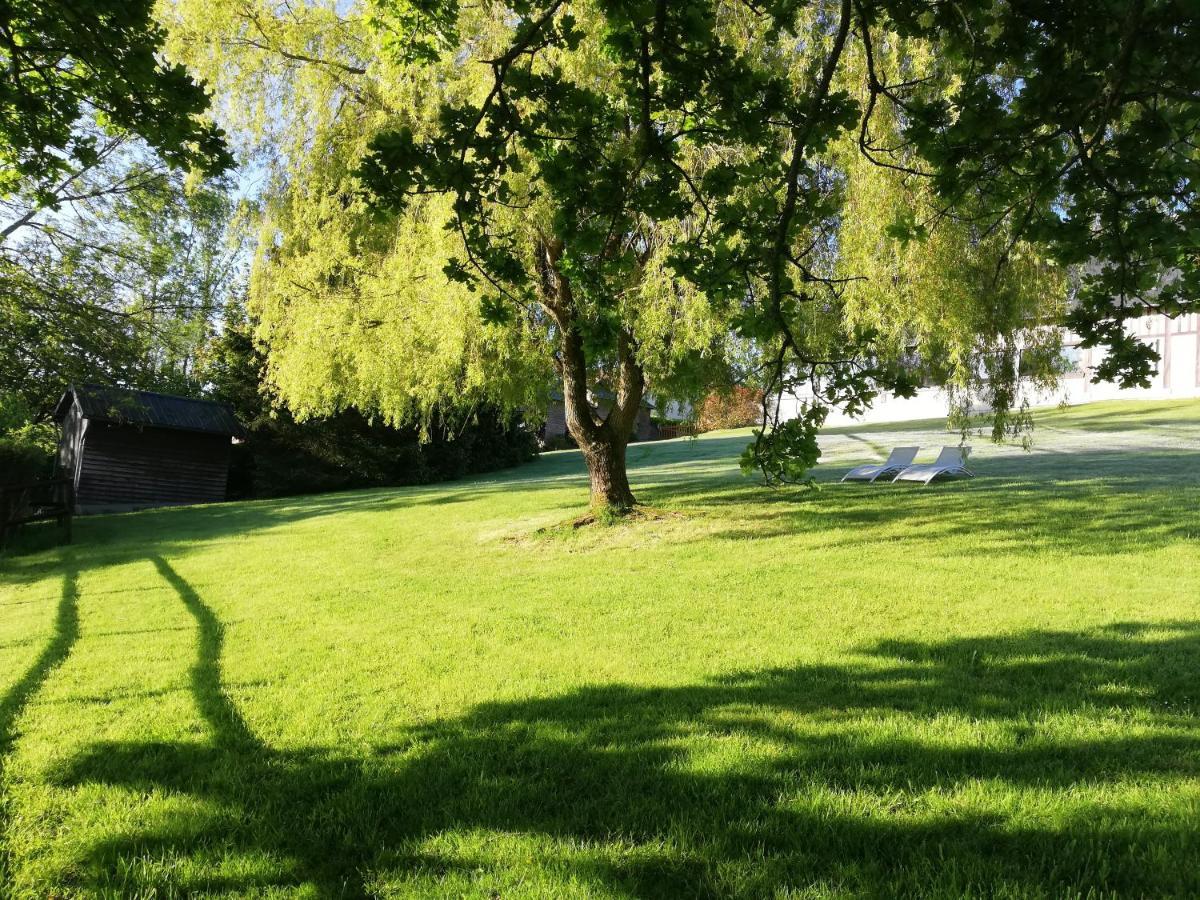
[577, 430, 636, 510]
[539, 240, 643, 512]
[554, 330, 642, 511]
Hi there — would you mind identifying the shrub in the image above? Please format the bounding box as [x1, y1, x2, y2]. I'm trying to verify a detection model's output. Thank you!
[695, 387, 763, 432]
[223, 409, 537, 500]
[0, 433, 54, 486]
[540, 433, 577, 452]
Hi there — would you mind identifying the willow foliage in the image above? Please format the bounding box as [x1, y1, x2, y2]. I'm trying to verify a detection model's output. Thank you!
[160, 0, 552, 430]
[831, 35, 1067, 437]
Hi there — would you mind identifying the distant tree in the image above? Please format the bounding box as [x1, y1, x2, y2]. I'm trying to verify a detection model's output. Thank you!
[882, 0, 1200, 389]
[164, 0, 1197, 509]
[0, 141, 243, 425]
[829, 33, 1069, 439]
[1, 0, 238, 434]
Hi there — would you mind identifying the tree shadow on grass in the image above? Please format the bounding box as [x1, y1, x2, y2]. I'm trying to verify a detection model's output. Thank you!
[39, 558, 1200, 897]
[0, 565, 79, 754]
[816, 399, 1200, 438]
[5, 424, 1190, 579]
[0, 431, 628, 562]
[1030, 401, 1200, 433]
[0, 564, 80, 886]
[0, 467, 581, 587]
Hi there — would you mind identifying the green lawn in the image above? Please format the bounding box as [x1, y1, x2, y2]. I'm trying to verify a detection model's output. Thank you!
[2, 398, 1199, 898]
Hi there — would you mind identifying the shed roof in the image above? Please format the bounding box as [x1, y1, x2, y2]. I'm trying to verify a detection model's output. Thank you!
[55, 385, 245, 438]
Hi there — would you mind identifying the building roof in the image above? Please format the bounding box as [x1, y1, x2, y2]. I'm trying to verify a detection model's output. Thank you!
[548, 387, 655, 409]
[54, 385, 246, 438]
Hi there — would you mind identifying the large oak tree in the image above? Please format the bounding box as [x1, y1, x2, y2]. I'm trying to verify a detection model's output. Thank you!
[164, 0, 1197, 509]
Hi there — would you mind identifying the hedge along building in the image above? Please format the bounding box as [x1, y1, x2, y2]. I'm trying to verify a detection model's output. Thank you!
[775, 312, 1200, 428]
[55, 385, 245, 513]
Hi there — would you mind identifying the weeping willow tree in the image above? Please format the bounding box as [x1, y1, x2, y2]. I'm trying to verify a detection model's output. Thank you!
[831, 32, 1067, 441]
[160, 0, 1197, 508]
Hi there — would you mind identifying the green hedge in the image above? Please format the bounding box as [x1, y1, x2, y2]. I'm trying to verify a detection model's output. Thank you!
[225, 407, 539, 500]
[0, 435, 54, 486]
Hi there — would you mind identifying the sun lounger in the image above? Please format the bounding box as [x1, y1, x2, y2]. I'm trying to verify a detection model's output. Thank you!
[892, 445, 973, 484]
[841, 446, 921, 483]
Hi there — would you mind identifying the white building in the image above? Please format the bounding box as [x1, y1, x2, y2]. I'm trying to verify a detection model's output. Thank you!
[776, 312, 1200, 427]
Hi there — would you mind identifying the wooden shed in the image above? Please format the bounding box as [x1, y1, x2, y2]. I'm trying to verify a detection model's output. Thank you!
[54, 385, 245, 513]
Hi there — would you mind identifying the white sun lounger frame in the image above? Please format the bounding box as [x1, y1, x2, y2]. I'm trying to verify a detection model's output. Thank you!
[841, 446, 921, 483]
[892, 446, 974, 485]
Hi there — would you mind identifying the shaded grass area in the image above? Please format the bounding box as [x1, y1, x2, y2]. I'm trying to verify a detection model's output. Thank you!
[1, 398, 1199, 897]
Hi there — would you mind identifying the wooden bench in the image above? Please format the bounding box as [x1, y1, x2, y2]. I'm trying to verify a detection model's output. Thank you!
[0, 476, 74, 550]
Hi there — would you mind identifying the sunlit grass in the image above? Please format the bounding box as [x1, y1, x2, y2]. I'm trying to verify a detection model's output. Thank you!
[2, 398, 1199, 897]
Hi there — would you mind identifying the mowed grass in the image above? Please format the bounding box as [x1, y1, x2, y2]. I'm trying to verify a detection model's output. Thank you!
[1, 398, 1199, 898]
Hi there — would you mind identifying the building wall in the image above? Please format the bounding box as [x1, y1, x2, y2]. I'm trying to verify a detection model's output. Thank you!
[1054, 312, 1200, 405]
[540, 399, 659, 443]
[75, 423, 231, 512]
[775, 313, 1200, 427]
[543, 401, 569, 440]
[633, 407, 658, 441]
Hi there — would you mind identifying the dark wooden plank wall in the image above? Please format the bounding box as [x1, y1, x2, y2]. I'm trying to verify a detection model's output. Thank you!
[76, 424, 230, 509]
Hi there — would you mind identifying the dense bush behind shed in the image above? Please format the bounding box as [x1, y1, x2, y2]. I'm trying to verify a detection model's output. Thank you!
[0, 434, 54, 486]
[206, 319, 538, 500]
